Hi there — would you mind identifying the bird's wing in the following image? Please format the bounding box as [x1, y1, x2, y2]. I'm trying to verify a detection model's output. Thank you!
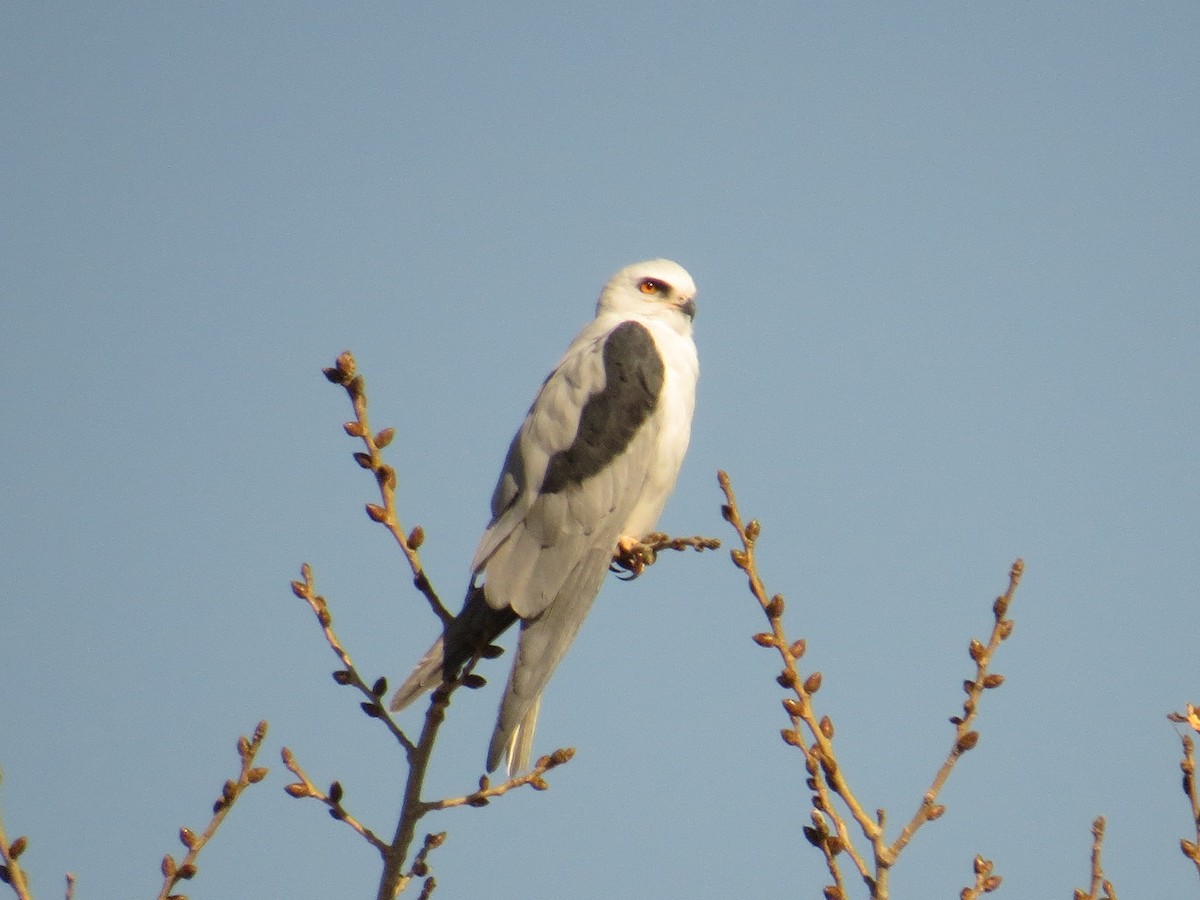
[472, 317, 668, 620]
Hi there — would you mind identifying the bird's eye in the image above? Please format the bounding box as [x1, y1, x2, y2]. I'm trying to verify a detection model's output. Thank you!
[639, 278, 664, 295]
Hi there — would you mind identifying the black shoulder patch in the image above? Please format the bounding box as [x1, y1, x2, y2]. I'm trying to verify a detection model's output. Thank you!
[540, 321, 664, 494]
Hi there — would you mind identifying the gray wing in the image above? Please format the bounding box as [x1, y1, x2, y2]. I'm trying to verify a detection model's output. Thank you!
[476, 320, 668, 773]
[473, 319, 665, 618]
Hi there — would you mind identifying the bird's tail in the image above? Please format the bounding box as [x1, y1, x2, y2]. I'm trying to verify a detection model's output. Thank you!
[485, 549, 611, 775]
[390, 585, 517, 712]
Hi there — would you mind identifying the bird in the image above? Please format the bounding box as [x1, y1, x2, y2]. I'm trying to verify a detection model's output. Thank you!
[390, 258, 699, 775]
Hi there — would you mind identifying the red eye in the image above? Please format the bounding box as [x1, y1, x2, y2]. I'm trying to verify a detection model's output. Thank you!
[639, 279, 662, 295]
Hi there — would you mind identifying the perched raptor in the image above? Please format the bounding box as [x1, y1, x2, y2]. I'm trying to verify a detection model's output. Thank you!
[390, 259, 699, 775]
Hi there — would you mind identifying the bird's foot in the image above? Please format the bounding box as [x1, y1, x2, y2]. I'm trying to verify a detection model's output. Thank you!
[610, 535, 656, 579]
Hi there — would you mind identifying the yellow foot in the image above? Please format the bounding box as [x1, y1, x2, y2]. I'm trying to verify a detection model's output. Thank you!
[611, 535, 655, 579]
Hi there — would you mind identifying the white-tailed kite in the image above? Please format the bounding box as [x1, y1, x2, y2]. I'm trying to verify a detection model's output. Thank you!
[390, 259, 699, 775]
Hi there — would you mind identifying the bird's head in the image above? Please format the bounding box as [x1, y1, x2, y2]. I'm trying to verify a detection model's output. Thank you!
[597, 258, 697, 327]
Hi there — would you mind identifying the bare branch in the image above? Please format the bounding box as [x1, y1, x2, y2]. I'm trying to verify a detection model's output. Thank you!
[1072, 816, 1117, 900]
[888, 559, 1024, 860]
[1168, 704, 1200, 881]
[0, 771, 33, 900]
[324, 350, 452, 625]
[959, 854, 1002, 899]
[290, 562, 417, 755]
[154, 721, 270, 900]
[423, 748, 576, 812]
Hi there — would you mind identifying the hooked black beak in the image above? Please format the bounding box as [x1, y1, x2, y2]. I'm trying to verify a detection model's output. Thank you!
[677, 298, 696, 320]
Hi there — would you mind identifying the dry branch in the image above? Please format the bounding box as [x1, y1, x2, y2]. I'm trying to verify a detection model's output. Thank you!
[717, 469, 1024, 900]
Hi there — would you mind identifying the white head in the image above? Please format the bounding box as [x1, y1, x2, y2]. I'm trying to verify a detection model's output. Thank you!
[596, 258, 697, 329]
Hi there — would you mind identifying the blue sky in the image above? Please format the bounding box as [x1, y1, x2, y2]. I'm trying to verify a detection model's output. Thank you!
[2, 3, 1197, 897]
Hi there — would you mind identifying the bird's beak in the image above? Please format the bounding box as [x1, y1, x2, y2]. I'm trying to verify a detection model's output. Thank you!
[676, 297, 697, 320]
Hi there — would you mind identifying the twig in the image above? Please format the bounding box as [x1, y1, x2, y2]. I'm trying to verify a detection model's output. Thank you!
[718, 470, 876, 892]
[1072, 817, 1117, 900]
[610, 532, 721, 578]
[888, 559, 1024, 861]
[718, 470, 1023, 900]
[323, 351, 452, 625]
[64, 873, 75, 900]
[423, 748, 576, 812]
[290, 563, 416, 755]
[281, 748, 389, 854]
[154, 721, 270, 900]
[959, 855, 1002, 899]
[1168, 704, 1200, 880]
[0, 771, 33, 900]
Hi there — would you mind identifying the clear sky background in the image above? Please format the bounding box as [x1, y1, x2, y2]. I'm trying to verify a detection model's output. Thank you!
[2, 3, 1197, 898]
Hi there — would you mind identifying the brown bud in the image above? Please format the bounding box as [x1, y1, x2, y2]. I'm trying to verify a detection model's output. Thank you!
[530, 777, 549, 791]
[375, 427, 395, 448]
[329, 807, 346, 820]
[993, 595, 1009, 618]
[819, 716, 834, 739]
[343, 421, 365, 437]
[956, 731, 980, 753]
[982, 875, 1002, 892]
[782, 697, 803, 717]
[802, 825, 822, 847]
[247, 767, 268, 784]
[462, 673, 487, 690]
[765, 594, 785, 619]
[179, 827, 197, 849]
[752, 632, 777, 648]
[408, 525, 425, 549]
[177, 863, 197, 880]
[826, 835, 843, 856]
[480, 644, 505, 659]
[347, 374, 365, 395]
[322, 366, 346, 384]
[926, 803, 946, 820]
[353, 451, 372, 469]
[1183, 839, 1200, 862]
[777, 669, 797, 688]
[982, 674, 1005, 688]
[745, 519, 761, 541]
[371, 676, 388, 697]
[7, 837, 27, 860]
[289, 580, 307, 599]
[411, 860, 429, 877]
[550, 748, 576, 765]
[781, 728, 804, 748]
[790, 639, 807, 658]
[730, 549, 748, 569]
[963, 679, 977, 694]
[332, 670, 352, 685]
[365, 503, 387, 523]
[824, 887, 844, 900]
[427, 832, 448, 849]
[998, 620, 1015, 639]
[161, 854, 177, 878]
[803, 671, 823, 694]
[720, 504, 734, 522]
[360, 701, 383, 718]
[380, 464, 397, 489]
[284, 782, 309, 799]
[969, 638, 985, 661]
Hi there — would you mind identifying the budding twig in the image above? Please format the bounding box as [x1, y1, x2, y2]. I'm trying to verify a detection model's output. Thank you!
[323, 351, 452, 625]
[1168, 704, 1200, 881]
[154, 721, 270, 900]
[1072, 816, 1117, 900]
[0, 771, 33, 900]
[718, 470, 1024, 900]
